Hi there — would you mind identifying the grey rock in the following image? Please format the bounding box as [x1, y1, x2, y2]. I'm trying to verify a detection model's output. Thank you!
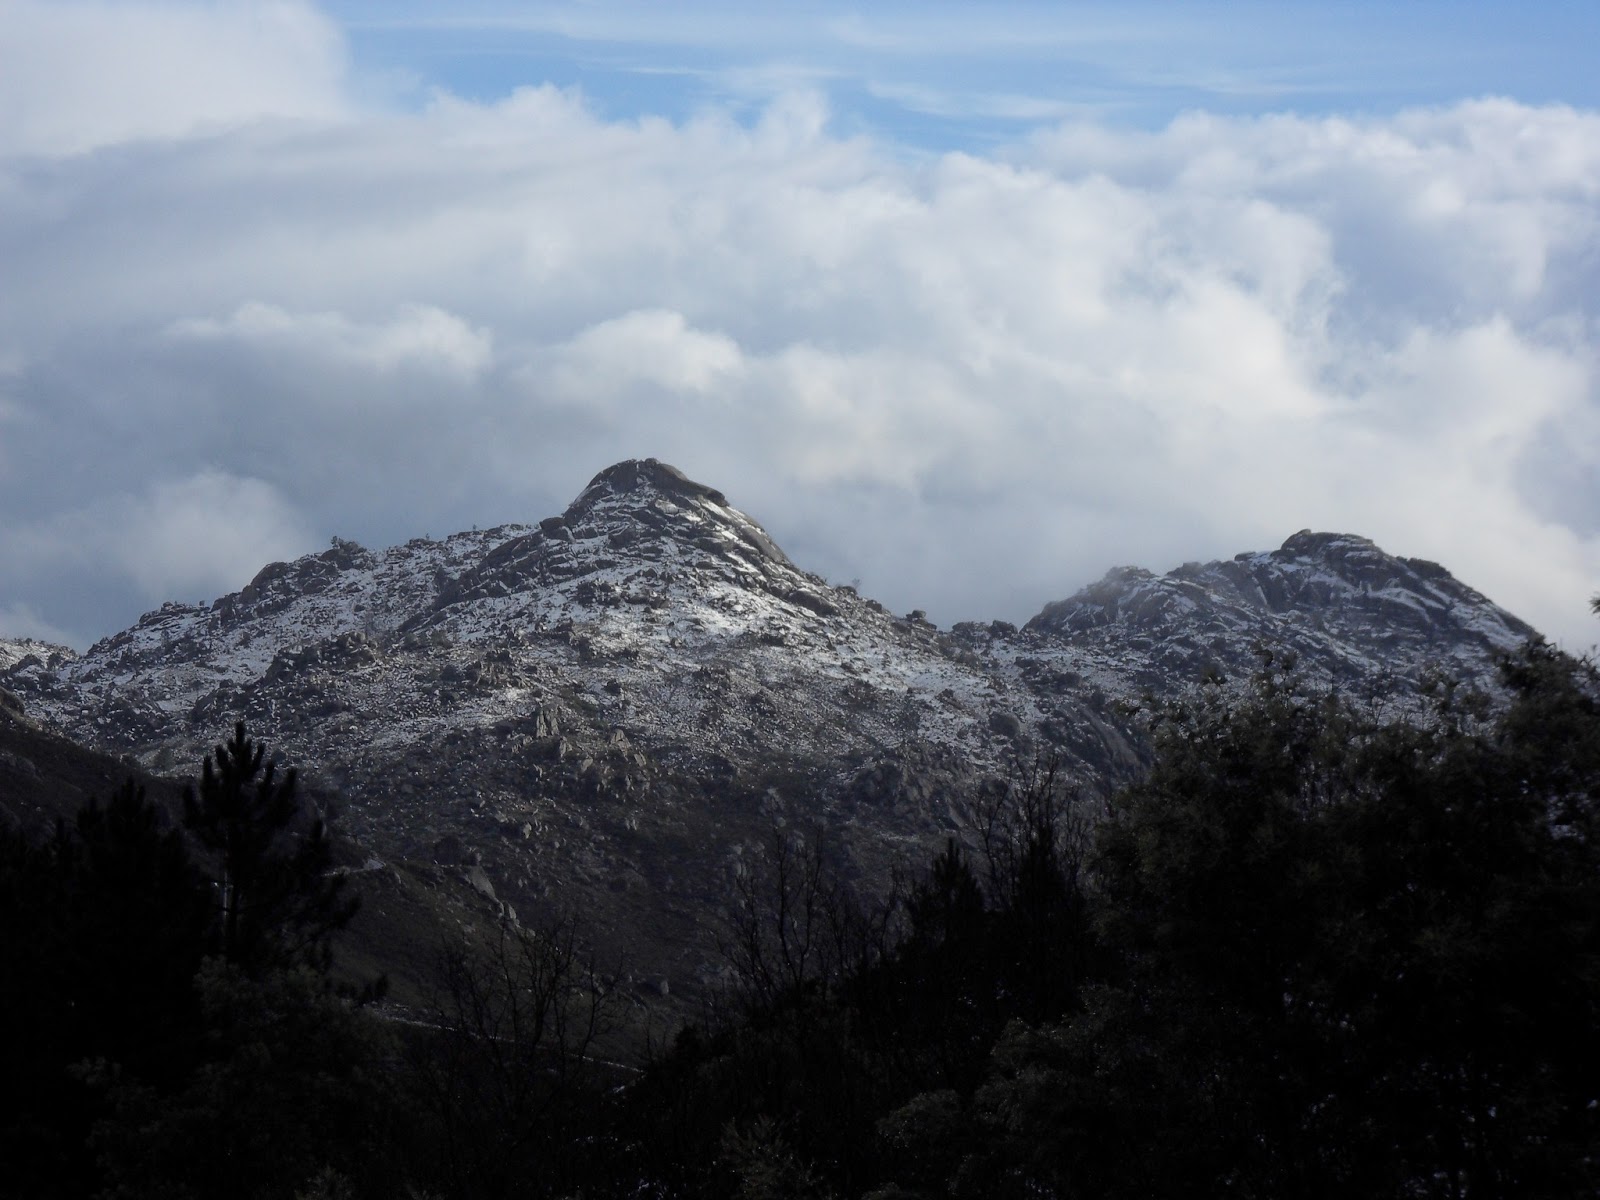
[786, 589, 839, 618]
[0, 468, 1538, 1024]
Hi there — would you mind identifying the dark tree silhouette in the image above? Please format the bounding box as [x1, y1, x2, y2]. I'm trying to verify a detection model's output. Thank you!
[59, 780, 211, 1079]
[1058, 647, 1600, 1199]
[0, 780, 212, 1198]
[182, 722, 357, 976]
[407, 919, 613, 1200]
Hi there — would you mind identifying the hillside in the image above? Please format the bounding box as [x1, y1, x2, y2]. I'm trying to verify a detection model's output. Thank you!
[1, 459, 1537, 1008]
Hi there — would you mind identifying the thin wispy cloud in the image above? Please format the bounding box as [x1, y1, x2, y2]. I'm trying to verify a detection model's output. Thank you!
[322, 1, 1600, 128]
[865, 83, 1097, 124]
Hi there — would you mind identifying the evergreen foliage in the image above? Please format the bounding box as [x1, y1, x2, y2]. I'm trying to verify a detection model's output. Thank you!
[182, 721, 358, 976]
[0, 725, 393, 1199]
[86, 957, 399, 1200]
[1071, 645, 1600, 1197]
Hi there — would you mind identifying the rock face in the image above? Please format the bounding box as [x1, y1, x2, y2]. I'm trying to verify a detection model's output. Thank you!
[0, 637, 77, 674]
[1022, 529, 1534, 700]
[1, 462, 1538, 1011]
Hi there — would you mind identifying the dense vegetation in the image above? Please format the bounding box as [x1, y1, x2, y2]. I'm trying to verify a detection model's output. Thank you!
[2, 641, 1597, 1198]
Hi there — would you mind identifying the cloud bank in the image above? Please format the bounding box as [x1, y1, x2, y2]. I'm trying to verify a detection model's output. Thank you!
[1, 2, 1597, 651]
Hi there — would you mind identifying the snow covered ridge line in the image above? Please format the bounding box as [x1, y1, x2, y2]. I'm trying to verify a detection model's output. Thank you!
[1031, 530, 1532, 649]
[0, 638, 77, 674]
[1, 460, 1536, 746]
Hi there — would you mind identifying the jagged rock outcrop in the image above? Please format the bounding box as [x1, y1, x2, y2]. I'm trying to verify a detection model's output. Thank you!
[1, 462, 1538, 1012]
[0, 637, 77, 675]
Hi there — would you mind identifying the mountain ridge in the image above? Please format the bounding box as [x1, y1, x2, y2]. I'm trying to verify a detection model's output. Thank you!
[0, 459, 1540, 1011]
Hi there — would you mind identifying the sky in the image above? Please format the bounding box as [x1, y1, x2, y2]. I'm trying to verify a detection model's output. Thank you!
[1, 1, 1598, 652]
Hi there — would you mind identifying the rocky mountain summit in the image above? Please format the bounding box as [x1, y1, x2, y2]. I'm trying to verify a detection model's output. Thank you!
[1018, 528, 1535, 703]
[0, 460, 1538, 1008]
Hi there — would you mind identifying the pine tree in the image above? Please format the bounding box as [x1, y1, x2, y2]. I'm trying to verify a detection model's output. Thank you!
[88, 728, 394, 1199]
[182, 722, 357, 977]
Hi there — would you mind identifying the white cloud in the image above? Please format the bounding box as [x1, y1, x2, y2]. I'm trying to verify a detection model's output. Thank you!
[0, 470, 317, 644]
[0, 55, 1596, 649]
[6, 468, 312, 608]
[107, 471, 319, 601]
[169, 302, 493, 377]
[536, 310, 743, 407]
[0, 0, 351, 156]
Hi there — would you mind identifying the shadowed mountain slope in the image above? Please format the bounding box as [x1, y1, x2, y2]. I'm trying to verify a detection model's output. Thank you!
[2, 462, 1537, 1011]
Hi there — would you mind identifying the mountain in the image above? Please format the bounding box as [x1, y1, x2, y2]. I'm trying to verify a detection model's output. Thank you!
[1020, 528, 1534, 700]
[0, 459, 1537, 1010]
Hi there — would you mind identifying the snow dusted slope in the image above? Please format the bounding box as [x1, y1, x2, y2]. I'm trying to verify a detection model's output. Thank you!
[3, 523, 531, 761]
[4, 461, 1139, 1002]
[0, 638, 76, 673]
[1, 465, 1539, 1006]
[1007, 529, 1534, 707]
